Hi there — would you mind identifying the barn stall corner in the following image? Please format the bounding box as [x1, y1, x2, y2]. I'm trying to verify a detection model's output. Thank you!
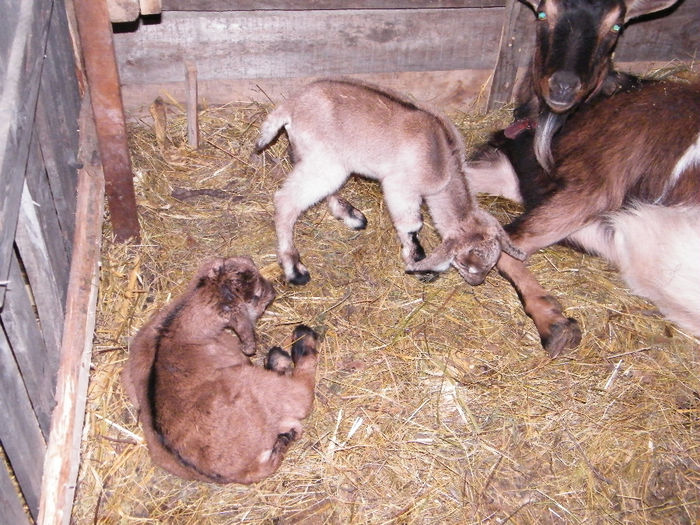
[1, 0, 698, 523]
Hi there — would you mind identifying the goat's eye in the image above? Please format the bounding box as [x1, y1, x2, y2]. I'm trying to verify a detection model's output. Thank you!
[612, 23, 621, 32]
[537, 11, 547, 20]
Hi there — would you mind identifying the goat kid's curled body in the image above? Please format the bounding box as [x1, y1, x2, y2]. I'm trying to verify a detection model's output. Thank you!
[122, 257, 319, 484]
[470, 80, 700, 356]
[255, 79, 524, 286]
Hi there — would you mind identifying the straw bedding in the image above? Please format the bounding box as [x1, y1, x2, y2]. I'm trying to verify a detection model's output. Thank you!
[72, 90, 699, 524]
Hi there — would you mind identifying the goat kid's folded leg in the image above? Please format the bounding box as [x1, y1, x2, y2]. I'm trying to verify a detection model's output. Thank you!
[327, 194, 367, 230]
[497, 254, 581, 357]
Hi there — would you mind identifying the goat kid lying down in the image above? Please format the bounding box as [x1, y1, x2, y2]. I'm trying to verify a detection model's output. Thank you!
[255, 78, 524, 286]
[122, 256, 319, 484]
[469, 79, 700, 356]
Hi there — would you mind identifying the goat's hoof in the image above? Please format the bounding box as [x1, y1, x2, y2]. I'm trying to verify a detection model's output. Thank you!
[541, 317, 581, 357]
[414, 270, 439, 283]
[288, 270, 311, 285]
[291, 324, 319, 362]
[350, 213, 368, 230]
[265, 346, 293, 373]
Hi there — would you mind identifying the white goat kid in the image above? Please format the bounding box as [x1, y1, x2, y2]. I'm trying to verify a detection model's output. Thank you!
[255, 79, 524, 285]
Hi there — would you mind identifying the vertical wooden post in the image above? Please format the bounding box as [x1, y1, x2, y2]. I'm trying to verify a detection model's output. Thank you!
[185, 60, 199, 149]
[487, 0, 526, 111]
[74, 0, 140, 242]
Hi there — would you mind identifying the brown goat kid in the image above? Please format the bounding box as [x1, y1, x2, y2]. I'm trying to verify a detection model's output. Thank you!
[255, 78, 524, 286]
[122, 257, 319, 484]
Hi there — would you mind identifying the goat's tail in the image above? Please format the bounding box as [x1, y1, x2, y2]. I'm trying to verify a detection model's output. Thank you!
[255, 105, 290, 153]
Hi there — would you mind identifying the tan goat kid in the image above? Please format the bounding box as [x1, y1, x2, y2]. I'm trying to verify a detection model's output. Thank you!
[122, 256, 319, 484]
[255, 79, 524, 286]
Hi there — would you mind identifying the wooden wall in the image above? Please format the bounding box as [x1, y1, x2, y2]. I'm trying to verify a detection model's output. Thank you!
[0, 0, 81, 521]
[112, 0, 700, 113]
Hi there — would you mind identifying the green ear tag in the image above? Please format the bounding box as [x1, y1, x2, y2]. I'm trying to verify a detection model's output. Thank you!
[612, 23, 621, 32]
[537, 11, 547, 20]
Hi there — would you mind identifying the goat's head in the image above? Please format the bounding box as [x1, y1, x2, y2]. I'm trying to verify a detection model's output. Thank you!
[524, 0, 677, 113]
[406, 210, 526, 285]
[198, 256, 276, 320]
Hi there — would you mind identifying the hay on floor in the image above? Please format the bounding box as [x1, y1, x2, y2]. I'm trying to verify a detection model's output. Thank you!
[73, 89, 699, 524]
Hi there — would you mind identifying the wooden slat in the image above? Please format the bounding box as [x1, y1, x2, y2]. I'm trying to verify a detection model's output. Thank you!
[1, 250, 56, 438]
[26, 128, 71, 306]
[0, 457, 31, 525]
[487, 0, 526, 110]
[35, 0, 81, 259]
[161, 0, 505, 10]
[0, 326, 46, 521]
[38, 97, 104, 525]
[114, 8, 506, 84]
[75, 0, 140, 242]
[0, 0, 54, 307]
[15, 181, 65, 369]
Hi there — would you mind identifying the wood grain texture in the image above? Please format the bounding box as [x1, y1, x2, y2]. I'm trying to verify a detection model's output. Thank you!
[1, 252, 56, 438]
[0, 0, 53, 307]
[113, 8, 506, 83]
[113, 1, 699, 113]
[0, 326, 46, 521]
[161, 0, 505, 9]
[0, 459, 31, 525]
[38, 97, 105, 525]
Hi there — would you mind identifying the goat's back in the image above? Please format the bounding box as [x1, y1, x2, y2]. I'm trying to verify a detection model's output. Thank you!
[554, 80, 700, 206]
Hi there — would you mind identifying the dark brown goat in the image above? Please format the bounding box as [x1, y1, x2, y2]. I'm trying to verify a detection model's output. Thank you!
[513, 0, 678, 169]
[122, 257, 320, 484]
[470, 79, 700, 356]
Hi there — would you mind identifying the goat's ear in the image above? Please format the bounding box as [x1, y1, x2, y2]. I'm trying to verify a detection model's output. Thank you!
[499, 235, 527, 261]
[405, 240, 454, 273]
[519, 0, 540, 12]
[624, 0, 678, 22]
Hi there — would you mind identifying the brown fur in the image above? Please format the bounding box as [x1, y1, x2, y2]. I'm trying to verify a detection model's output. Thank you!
[122, 256, 319, 484]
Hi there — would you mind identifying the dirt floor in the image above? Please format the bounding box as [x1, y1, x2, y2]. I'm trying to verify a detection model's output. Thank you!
[72, 93, 699, 524]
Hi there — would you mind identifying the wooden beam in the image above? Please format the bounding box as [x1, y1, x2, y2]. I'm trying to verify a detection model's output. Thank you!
[37, 97, 104, 525]
[185, 60, 199, 149]
[161, 0, 505, 10]
[487, 0, 526, 110]
[74, 0, 140, 242]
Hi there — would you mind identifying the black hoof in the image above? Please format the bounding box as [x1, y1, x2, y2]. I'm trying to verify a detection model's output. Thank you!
[409, 270, 439, 283]
[291, 324, 318, 362]
[265, 346, 293, 373]
[542, 317, 582, 358]
[352, 213, 368, 230]
[288, 270, 311, 286]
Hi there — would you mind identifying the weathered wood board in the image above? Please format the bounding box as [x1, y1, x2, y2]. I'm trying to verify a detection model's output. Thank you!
[114, 0, 699, 112]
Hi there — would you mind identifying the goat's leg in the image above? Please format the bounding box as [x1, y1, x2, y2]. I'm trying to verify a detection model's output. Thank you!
[274, 162, 348, 284]
[497, 253, 581, 356]
[327, 194, 367, 230]
[380, 185, 437, 280]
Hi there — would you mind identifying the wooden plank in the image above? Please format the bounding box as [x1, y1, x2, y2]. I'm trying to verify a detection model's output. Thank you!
[185, 60, 199, 148]
[487, 0, 526, 110]
[1, 250, 56, 438]
[0, 0, 54, 307]
[75, 0, 140, 242]
[36, 0, 81, 258]
[162, 0, 505, 10]
[38, 97, 104, 525]
[0, 325, 46, 521]
[615, 0, 700, 62]
[0, 455, 32, 525]
[121, 69, 495, 114]
[26, 127, 71, 306]
[15, 180, 65, 372]
[114, 8, 506, 83]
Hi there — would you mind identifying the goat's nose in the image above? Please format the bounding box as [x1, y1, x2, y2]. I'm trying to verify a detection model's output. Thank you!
[547, 71, 582, 108]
